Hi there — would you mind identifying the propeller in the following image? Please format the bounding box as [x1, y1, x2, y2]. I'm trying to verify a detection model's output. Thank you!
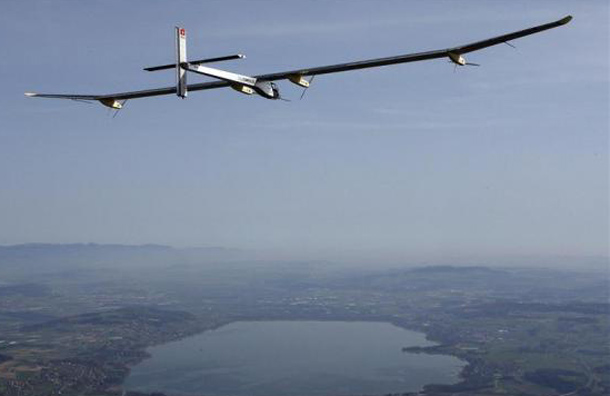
[450, 61, 480, 72]
[275, 88, 291, 102]
[111, 100, 128, 118]
[299, 75, 316, 100]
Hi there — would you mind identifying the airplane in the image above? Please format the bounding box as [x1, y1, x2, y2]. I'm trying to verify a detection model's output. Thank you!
[25, 15, 572, 112]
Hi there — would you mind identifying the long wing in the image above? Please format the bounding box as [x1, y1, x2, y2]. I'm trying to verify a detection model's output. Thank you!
[25, 80, 230, 102]
[255, 15, 572, 81]
[25, 16, 572, 103]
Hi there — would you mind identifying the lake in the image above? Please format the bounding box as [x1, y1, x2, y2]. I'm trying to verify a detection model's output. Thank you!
[124, 321, 464, 396]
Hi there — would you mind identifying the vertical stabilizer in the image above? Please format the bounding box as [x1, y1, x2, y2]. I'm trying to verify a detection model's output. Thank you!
[176, 27, 188, 98]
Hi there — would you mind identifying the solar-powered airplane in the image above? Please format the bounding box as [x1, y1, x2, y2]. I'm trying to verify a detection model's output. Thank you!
[25, 16, 572, 112]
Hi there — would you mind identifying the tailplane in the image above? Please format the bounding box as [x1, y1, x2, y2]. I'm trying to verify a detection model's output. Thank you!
[142, 26, 246, 100]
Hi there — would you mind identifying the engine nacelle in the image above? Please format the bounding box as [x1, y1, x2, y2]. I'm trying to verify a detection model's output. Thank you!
[288, 74, 310, 88]
[231, 83, 255, 95]
[99, 98, 123, 109]
[448, 52, 466, 66]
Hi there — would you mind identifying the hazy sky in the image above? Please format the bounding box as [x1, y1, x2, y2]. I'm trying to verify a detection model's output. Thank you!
[1, 1, 608, 259]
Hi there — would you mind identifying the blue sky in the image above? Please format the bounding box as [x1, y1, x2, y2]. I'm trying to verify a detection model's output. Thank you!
[0, 1, 607, 260]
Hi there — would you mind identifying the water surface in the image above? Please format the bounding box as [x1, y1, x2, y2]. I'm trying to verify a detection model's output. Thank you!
[125, 321, 463, 396]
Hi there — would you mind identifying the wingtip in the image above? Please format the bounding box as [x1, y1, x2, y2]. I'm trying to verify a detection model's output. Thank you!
[559, 15, 573, 25]
[24, 92, 38, 97]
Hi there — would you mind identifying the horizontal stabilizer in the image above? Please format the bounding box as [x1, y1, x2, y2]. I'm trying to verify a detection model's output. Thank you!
[144, 54, 245, 71]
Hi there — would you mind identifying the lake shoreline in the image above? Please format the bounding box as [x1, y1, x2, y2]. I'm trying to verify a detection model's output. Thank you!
[123, 317, 467, 396]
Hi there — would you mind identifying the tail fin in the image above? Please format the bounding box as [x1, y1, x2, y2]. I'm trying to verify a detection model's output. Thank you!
[176, 27, 187, 98]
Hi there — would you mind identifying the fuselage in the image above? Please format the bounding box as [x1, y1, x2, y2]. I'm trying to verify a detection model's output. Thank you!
[253, 81, 281, 99]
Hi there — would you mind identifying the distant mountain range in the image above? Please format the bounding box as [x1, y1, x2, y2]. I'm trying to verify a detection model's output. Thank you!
[0, 243, 246, 272]
[0, 244, 606, 273]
